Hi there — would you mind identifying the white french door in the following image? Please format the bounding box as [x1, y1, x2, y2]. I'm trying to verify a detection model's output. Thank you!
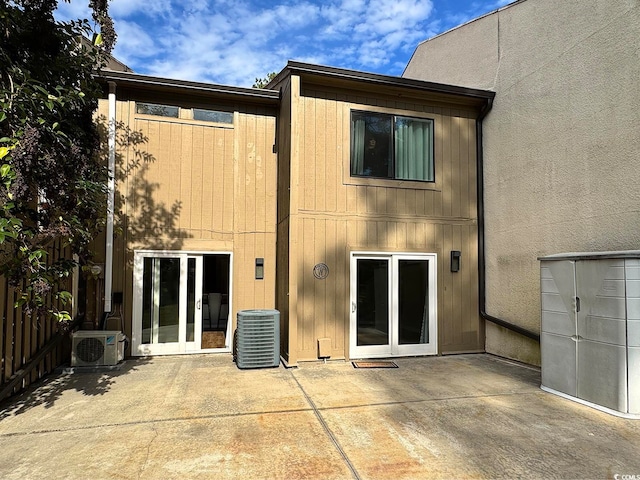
[350, 252, 437, 358]
[132, 252, 204, 355]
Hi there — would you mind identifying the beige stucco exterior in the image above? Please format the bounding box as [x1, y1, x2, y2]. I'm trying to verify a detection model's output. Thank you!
[404, 0, 640, 364]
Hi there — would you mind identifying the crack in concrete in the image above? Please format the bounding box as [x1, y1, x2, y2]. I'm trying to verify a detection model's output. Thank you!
[289, 369, 361, 480]
[0, 390, 543, 438]
[138, 424, 159, 480]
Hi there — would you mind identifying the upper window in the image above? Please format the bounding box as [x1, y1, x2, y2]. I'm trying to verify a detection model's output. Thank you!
[350, 111, 434, 182]
[135, 103, 234, 125]
[193, 108, 233, 124]
[136, 102, 179, 118]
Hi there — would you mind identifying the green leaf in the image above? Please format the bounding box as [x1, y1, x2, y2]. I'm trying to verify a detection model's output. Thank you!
[28, 249, 47, 262]
[53, 311, 72, 322]
[0, 164, 10, 176]
[56, 291, 73, 304]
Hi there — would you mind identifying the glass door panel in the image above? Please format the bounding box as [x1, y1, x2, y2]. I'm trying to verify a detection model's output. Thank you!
[394, 254, 437, 356]
[398, 259, 429, 345]
[140, 257, 181, 346]
[356, 259, 390, 347]
[185, 255, 203, 352]
[186, 257, 196, 343]
[200, 255, 231, 350]
[157, 258, 181, 343]
[141, 257, 153, 344]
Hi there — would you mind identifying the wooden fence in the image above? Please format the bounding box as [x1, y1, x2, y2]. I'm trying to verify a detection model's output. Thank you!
[0, 240, 76, 402]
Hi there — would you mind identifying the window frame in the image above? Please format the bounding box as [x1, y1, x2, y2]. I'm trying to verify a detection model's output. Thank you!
[349, 109, 436, 184]
[135, 102, 179, 118]
[192, 108, 234, 124]
[134, 102, 235, 128]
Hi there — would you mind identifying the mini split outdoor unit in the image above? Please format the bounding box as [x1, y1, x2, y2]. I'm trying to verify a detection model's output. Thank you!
[236, 309, 280, 369]
[71, 330, 125, 367]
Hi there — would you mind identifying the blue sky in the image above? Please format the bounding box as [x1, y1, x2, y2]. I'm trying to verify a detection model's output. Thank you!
[56, 0, 513, 87]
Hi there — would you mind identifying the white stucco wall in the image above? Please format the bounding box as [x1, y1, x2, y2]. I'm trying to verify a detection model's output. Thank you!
[404, 0, 640, 364]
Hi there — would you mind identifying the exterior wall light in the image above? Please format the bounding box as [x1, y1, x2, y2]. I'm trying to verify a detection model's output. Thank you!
[451, 251, 461, 272]
[255, 258, 264, 280]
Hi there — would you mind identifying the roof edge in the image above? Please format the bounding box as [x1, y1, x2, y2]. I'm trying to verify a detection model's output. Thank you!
[277, 60, 495, 101]
[98, 70, 280, 102]
[412, 0, 527, 52]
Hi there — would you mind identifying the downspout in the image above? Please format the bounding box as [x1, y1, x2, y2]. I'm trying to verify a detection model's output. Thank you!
[476, 99, 540, 342]
[104, 81, 116, 314]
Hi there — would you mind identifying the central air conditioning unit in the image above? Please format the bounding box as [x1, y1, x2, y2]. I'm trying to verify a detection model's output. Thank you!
[236, 309, 280, 369]
[71, 331, 126, 367]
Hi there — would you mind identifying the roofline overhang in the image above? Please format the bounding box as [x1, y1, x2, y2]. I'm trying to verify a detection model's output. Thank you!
[98, 70, 280, 105]
[269, 60, 495, 108]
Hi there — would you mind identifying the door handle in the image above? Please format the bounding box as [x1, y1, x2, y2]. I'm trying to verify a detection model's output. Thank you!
[352, 301, 356, 313]
[196, 299, 201, 310]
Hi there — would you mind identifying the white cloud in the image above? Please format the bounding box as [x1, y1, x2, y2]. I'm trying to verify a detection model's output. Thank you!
[313, 0, 434, 69]
[109, 0, 174, 18]
[54, 0, 508, 85]
[54, 0, 92, 21]
[111, 20, 156, 66]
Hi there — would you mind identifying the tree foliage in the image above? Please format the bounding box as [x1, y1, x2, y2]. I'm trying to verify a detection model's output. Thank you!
[252, 72, 277, 89]
[0, 0, 115, 321]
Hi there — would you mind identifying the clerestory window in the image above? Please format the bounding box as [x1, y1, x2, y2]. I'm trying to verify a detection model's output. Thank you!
[135, 103, 233, 125]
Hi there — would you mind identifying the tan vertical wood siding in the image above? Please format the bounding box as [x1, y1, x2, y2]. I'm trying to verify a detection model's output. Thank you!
[285, 83, 483, 361]
[275, 77, 293, 362]
[101, 97, 277, 347]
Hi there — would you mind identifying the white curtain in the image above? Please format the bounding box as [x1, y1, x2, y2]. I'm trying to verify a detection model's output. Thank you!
[395, 119, 433, 181]
[351, 117, 366, 175]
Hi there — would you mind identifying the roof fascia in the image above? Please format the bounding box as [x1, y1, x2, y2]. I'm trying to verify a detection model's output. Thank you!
[99, 70, 280, 105]
[276, 61, 495, 107]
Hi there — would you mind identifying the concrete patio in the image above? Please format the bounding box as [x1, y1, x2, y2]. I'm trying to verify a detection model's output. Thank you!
[1, 354, 639, 479]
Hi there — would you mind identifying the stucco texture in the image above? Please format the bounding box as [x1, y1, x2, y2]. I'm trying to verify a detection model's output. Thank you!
[404, 0, 640, 364]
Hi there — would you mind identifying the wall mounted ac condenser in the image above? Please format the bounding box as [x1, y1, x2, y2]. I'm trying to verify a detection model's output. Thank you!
[236, 309, 280, 369]
[71, 331, 126, 367]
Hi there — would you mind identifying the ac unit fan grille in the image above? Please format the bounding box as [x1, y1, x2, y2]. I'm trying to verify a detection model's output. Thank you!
[71, 331, 124, 367]
[76, 337, 106, 363]
[236, 309, 280, 369]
